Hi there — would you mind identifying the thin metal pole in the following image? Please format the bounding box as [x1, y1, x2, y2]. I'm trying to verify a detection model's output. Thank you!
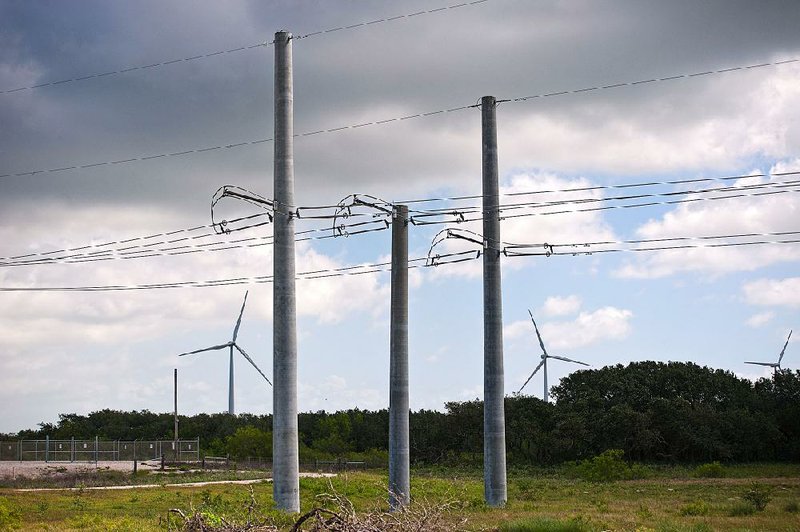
[389, 205, 410, 509]
[228, 347, 235, 415]
[481, 95, 507, 507]
[543, 358, 549, 403]
[174, 368, 179, 447]
[273, 30, 300, 513]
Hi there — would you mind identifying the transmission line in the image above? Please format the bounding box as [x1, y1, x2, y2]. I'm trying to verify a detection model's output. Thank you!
[0, 218, 389, 268]
[0, 0, 491, 96]
[4, 56, 796, 180]
[3, 235, 799, 292]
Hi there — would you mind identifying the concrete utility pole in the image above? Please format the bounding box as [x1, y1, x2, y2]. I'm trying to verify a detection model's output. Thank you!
[389, 204, 410, 509]
[272, 30, 300, 513]
[481, 95, 507, 507]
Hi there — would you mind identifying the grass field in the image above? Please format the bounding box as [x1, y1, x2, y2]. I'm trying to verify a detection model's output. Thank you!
[0, 464, 799, 530]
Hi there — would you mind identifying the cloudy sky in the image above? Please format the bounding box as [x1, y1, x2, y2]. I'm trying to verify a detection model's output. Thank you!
[1, 0, 799, 434]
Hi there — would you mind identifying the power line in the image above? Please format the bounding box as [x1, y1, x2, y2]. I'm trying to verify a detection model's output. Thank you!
[0, 256, 433, 292]
[0, 218, 389, 267]
[4, 56, 796, 180]
[3, 235, 799, 292]
[0, 0, 492, 96]
[410, 180, 800, 226]
[4, 171, 797, 266]
[398, 170, 800, 207]
[503, 230, 800, 256]
[509, 58, 799, 103]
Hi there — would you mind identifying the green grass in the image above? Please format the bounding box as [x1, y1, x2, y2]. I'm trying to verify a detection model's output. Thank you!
[0, 464, 799, 530]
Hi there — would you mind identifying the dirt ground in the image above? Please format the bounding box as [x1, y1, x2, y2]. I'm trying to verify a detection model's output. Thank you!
[0, 460, 161, 479]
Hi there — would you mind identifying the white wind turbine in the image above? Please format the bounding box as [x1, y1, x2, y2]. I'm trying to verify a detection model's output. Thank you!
[178, 291, 271, 415]
[517, 310, 589, 403]
[745, 330, 792, 373]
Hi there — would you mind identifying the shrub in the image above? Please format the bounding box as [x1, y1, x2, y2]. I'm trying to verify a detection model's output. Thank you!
[680, 500, 710, 516]
[566, 449, 647, 482]
[742, 482, 772, 511]
[692, 461, 725, 478]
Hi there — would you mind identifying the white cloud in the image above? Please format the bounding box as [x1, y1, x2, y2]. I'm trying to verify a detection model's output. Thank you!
[541, 307, 634, 350]
[542, 295, 582, 317]
[503, 320, 532, 341]
[502, 63, 800, 174]
[746, 311, 775, 328]
[615, 163, 800, 278]
[743, 277, 800, 308]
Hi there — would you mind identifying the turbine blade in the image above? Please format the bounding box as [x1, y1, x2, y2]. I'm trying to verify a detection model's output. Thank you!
[778, 330, 792, 364]
[549, 354, 590, 366]
[517, 359, 546, 394]
[234, 344, 272, 386]
[231, 290, 249, 342]
[744, 361, 777, 367]
[178, 342, 232, 356]
[528, 309, 549, 357]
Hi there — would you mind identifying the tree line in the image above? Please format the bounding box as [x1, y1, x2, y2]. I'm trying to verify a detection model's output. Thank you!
[4, 362, 798, 464]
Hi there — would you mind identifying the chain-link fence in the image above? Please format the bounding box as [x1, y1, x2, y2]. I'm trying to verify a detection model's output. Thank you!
[0, 438, 200, 462]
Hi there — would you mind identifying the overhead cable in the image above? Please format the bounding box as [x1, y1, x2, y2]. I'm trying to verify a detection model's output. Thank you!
[0, 0, 492, 96]
[3, 235, 800, 292]
[4, 56, 796, 180]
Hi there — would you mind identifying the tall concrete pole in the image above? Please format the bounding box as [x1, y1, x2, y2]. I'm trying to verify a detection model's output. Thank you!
[273, 30, 300, 512]
[388, 204, 410, 510]
[481, 95, 507, 507]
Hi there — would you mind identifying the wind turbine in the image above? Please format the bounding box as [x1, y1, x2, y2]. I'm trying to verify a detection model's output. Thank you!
[745, 330, 792, 373]
[178, 291, 271, 415]
[517, 309, 589, 403]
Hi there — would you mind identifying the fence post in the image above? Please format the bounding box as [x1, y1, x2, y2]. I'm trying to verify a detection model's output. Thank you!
[95, 436, 98, 464]
[71, 436, 75, 462]
[18, 440, 21, 462]
[45, 435, 49, 463]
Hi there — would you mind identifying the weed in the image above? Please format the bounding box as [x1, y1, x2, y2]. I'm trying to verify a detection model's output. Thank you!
[70, 483, 88, 511]
[679, 499, 710, 516]
[0, 497, 22, 530]
[499, 516, 593, 532]
[742, 482, 772, 511]
[727, 501, 756, 516]
[692, 461, 725, 478]
[783, 499, 799, 513]
[636, 503, 653, 519]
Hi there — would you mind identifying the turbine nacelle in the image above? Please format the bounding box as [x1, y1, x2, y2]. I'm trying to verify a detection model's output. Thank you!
[745, 330, 792, 372]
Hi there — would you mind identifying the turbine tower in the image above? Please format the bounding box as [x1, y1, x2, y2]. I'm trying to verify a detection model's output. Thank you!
[745, 330, 793, 373]
[517, 309, 589, 403]
[178, 291, 271, 414]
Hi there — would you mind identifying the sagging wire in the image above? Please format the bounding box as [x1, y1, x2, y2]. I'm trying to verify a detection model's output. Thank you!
[330, 194, 393, 238]
[211, 185, 275, 235]
[426, 228, 486, 266]
[503, 230, 800, 257]
[3, 232, 800, 292]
